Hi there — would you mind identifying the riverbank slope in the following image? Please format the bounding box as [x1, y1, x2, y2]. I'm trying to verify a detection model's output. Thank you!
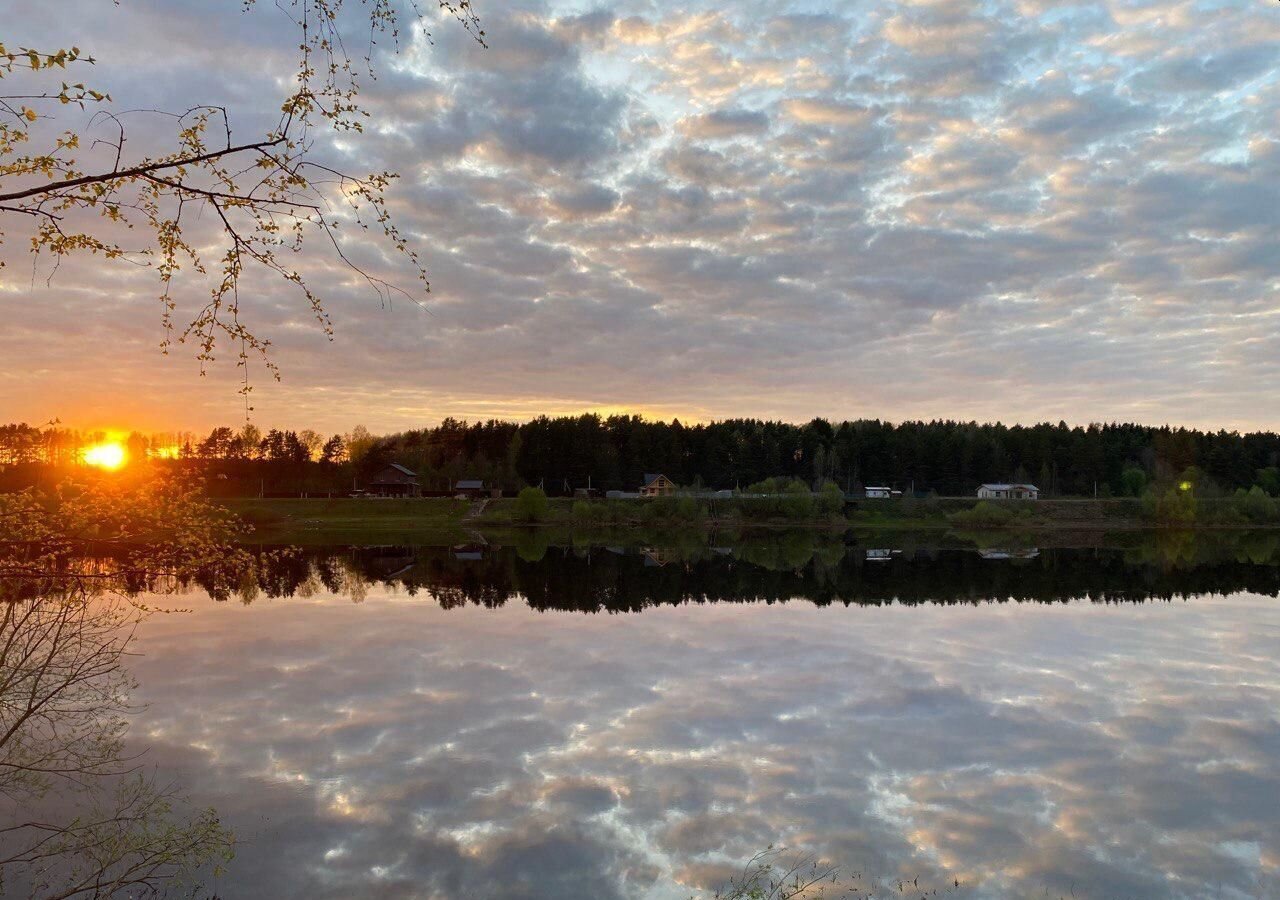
[220, 495, 1265, 544]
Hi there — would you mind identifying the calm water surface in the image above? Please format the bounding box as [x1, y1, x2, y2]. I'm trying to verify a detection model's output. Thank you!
[116, 544, 1280, 899]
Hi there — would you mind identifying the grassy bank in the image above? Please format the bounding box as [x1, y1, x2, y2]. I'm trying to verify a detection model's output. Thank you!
[221, 494, 1280, 544]
[845, 497, 1149, 529]
[479, 495, 1154, 531]
[225, 497, 474, 544]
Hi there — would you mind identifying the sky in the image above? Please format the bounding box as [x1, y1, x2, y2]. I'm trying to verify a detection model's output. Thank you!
[2, 0, 1280, 434]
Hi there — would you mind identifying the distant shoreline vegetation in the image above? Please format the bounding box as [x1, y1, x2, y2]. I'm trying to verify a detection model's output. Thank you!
[6, 415, 1280, 518]
[491, 483, 1280, 531]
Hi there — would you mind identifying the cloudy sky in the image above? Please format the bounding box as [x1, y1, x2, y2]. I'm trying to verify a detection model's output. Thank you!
[3, 0, 1280, 433]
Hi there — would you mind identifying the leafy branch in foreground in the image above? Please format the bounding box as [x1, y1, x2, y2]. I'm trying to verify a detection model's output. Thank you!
[0, 480, 250, 897]
[0, 1, 484, 402]
[0, 476, 253, 602]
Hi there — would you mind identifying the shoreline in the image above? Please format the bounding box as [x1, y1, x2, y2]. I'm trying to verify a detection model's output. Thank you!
[220, 496, 1280, 545]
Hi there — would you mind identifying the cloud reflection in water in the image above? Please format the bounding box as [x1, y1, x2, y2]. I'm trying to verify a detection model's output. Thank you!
[127, 588, 1280, 899]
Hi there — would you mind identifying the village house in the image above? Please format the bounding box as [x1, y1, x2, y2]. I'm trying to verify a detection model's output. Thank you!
[453, 479, 487, 498]
[639, 473, 676, 498]
[977, 483, 1040, 500]
[368, 463, 422, 498]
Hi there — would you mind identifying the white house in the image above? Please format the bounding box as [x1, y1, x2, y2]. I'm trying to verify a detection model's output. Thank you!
[977, 483, 1040, 500]
[865, 486, 900, 499]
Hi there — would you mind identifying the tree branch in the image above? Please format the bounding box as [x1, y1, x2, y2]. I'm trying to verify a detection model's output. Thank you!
[0, 136, 287, 204]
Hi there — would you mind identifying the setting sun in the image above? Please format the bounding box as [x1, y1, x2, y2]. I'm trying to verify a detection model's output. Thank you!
[83, 442, 127, 471]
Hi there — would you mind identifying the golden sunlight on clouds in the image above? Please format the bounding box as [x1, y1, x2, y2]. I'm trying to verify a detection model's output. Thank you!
[781, 98, 873, 127]
[5, 0, 1280, 435]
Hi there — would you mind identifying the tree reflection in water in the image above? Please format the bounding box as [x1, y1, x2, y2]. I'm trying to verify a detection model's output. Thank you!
[221, 528, 1280, 612]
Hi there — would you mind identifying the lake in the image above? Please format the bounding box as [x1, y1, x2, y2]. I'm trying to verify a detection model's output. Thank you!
[7, 536, 1280, 898]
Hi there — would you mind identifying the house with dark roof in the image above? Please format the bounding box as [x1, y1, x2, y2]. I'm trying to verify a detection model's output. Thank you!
[639, 473, 676, 498]
[369, 463, 421, 497]
[453, 479, 487, 498]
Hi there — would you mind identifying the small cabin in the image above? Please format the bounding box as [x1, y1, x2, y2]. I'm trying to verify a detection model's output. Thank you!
[368, 463, 421, 498]
[639, 473, 676, 498]
[453, 479, 487, 498]
[977, 483, 1039, 500]
[864, 486, 900, 499]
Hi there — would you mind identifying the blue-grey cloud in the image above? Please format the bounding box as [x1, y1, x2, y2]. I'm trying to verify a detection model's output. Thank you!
[2, 0, 1280, 432]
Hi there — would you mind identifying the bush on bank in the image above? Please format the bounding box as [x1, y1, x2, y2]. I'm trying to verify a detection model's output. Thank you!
[513, 487, 549, 523]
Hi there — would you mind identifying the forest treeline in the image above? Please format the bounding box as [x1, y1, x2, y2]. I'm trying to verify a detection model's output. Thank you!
[5, 415, 1280, 498]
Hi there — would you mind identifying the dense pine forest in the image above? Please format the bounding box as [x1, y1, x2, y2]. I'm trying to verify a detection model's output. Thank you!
[5, 415, 1280, 499]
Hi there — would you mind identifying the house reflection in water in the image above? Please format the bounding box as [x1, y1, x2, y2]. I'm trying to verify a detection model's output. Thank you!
[643, 547, 675, 567]
[865, 548, 902, 561]
[361, 545, 418, 579]
[977, 548, 1041, 560]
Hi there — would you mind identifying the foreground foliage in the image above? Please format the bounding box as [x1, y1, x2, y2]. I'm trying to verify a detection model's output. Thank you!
[1, 2, 483, 393]
[1, 479, 244, 898]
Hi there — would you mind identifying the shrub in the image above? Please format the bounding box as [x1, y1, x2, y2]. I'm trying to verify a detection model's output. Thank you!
[1239, 485, 1277, 523]
[815, 481, 845, 517]
[571, 500, 597, 523]
[1257, 467, 1280, 497]
[735, 478, 818, 520]
[1120, 465, 1148, 497]
[641, 496, 704, 524]
[1206, 500, 1245, 527]
[949, 500, 1014, 528]
[1141, 485, 1197, 526]
[513, 486, 549, 523]
[642, 496, 678, 522]
[779, 484, 814, 519]
[675, 496, 702, 522]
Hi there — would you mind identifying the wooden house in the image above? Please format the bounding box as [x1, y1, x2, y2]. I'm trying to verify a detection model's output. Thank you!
[454, 479, 487, 498]
[368, 463, 422, 498]
[640, 473, 676, 497]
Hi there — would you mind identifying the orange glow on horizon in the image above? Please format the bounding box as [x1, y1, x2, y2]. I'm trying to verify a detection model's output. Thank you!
[83, 442, 127, 471]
